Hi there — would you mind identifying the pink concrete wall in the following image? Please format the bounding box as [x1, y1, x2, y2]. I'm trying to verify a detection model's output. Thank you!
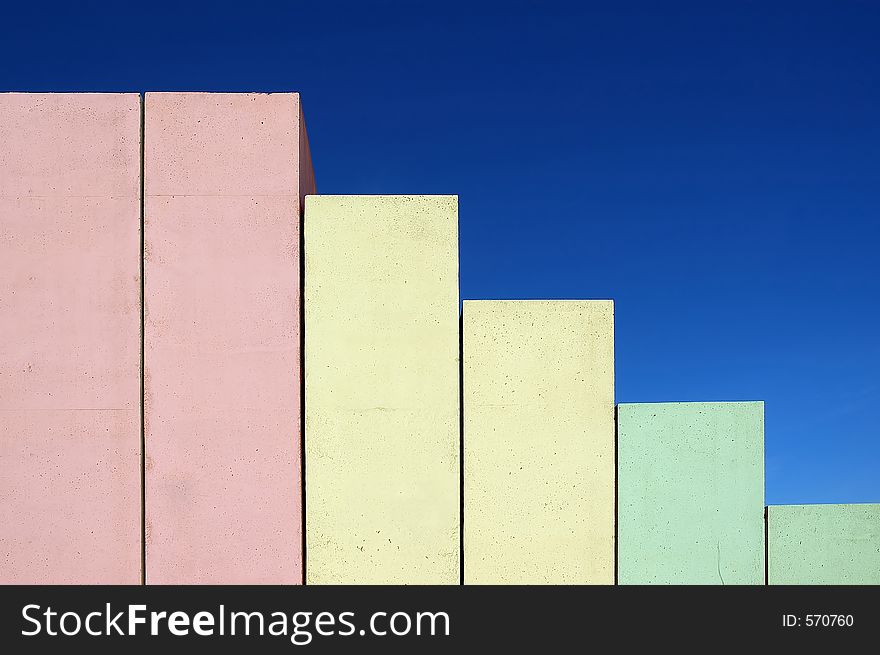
[144, 93, 313, 584]
[0, 93, 142, 583]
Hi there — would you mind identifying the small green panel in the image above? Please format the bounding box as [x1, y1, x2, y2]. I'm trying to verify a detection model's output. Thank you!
[768, 504, 880, 585]
[618, 402, 765, 584]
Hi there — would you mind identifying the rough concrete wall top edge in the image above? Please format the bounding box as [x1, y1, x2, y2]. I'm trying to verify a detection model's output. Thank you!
[143, 91, 301, 98]
[0, 92, 140, 97]
[142, 92, 304, 119]
[1, 92, 302, 102]
[143, 92, 302, 109]
[618, 400, 765, 408]
[306, 194, 458, 202]
[0, 93, 140, 112]
[462, 299, 614, 305]
[768, 502, 880, 510]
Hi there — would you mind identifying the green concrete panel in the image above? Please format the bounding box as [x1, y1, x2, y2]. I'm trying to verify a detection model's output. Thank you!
[618, 402, 765, 584]
[768, 504, 880, 585]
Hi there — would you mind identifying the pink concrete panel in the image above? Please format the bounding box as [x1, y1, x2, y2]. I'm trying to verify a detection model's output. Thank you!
[144, 93, 313, 584]
[0, 93, 142, 583]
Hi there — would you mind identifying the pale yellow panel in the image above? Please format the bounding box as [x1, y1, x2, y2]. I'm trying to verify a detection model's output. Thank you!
[463, 300, 615, 584]
[304, 195, 460, 584]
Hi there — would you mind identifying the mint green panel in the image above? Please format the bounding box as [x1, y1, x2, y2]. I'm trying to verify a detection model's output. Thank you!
[617, 402, 765, 584]
[768, 504, 880, 585]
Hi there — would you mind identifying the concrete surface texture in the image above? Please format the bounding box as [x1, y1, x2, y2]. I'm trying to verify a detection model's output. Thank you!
[0, 93, 142, 583]
[768, 503, 880, 584]
[304, 195, 460, 584]
[617, 402, 765, 584]
[463, 300, 615, 584]
[144, 93, 314, 583]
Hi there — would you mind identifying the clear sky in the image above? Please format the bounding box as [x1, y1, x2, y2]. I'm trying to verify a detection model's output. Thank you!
[3, 1, 877, 504]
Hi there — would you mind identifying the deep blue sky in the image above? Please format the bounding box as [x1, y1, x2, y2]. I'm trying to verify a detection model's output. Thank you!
[3, 1, 878, 504]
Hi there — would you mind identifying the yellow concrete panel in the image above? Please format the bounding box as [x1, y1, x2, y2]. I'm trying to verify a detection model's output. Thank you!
[463, 300, 615, 584]
[304, 195, 460, 584]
